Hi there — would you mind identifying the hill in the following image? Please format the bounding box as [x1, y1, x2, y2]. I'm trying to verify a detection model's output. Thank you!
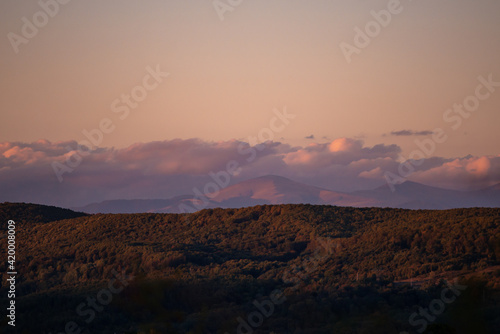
[0, 202, 87, 228]
[0, 203, 499, 333]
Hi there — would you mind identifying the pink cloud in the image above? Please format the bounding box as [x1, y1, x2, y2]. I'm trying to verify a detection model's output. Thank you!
[359, 167, 384, 179]
[410, 155, 500, 190]
[466, 156, 491, 176]
[0, 138, 498, 206]
[328, 137, 362, 152]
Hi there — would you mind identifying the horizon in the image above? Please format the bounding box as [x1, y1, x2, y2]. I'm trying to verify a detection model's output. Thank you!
[48, 174, 500, 213]
[73, 175, 500, 207]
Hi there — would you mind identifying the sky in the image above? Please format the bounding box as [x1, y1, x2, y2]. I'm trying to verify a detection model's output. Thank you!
[0, 0, 499, 207]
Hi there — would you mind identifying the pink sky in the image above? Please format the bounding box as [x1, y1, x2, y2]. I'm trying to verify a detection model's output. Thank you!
[0, 1, 499, 206]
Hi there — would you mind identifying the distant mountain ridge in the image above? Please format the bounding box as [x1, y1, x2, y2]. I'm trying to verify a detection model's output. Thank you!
[353, 181, 500, 210]
[208, 175, 379, 208]
[73, 175, 500, 213]
[74, 175, 380, 214]
[73, 175, 500, 214]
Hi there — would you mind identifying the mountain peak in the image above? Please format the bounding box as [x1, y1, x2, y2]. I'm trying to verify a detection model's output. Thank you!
[210, 175, 377, 207]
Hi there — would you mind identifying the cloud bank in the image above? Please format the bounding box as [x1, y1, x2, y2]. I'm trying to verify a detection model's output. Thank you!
[0, 138, 498, 207]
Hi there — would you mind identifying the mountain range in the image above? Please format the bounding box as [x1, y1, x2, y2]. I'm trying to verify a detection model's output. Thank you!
[73, 175, 500, 214]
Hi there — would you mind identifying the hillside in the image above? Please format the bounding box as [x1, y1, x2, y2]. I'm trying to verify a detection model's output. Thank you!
[0, 203, 499, 333]
[0, 202, 87, 229]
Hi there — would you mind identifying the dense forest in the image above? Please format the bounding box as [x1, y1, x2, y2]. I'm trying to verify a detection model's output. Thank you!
[0, 203, 499, 333]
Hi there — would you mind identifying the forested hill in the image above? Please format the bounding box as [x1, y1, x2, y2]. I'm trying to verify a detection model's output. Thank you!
[0, 203, 499, 333]
[0, 202, 87, 227]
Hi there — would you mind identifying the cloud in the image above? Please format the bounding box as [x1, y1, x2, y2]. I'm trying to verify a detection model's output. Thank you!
[329, 137, 362, 152]
[410, 155, 500, 190]
[359, 167, 384, 179]
[390, 130, 434, 136]
[0, 138, 498, 207]
[305, 135, 315, 139]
